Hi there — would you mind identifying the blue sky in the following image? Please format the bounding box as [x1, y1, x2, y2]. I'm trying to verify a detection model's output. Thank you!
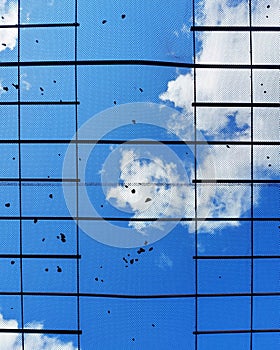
[0, 0, 279, 349]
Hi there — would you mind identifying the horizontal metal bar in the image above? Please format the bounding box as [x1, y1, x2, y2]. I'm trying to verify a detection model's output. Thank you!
[0, 140, 279, 146]
[0, 254, 81, 259]
[0, 291, 279, 298]
[191, 26, 280, 32]
[0, 178, 79, 183]
[0, 217, 278, 222]
[194, 255, 280, 260]
[0, 101, 79, 105]
[0, 23, 79, 29]
[0, 328, 81, 335]
[194, 329, 280, 335]
[193, 179, 280, 184]
[0, 60, 278, 69]
[193, 102, 280, 108]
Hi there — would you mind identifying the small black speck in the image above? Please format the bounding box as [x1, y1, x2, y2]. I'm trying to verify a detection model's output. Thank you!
[45, 268, 49, 272]
[145, 197, 152, 203]
[226, 145, 230, 148]
[267, 5, 270, 8]
[101, 279, 104, 283]
[102, 19, 107, 24]
[130, 259, 134, 264]
[35, 39, 39, 43]
[125, 265, 128, 268]
[100, 204, 103, 208]
[268, 164, 271, 167]
[267, 156, 270, 159]
[132, 120, 136, 124]
[266, 15, 269, 18]
[135, 258, 138, 262]
[60, 233, 66, 243]
[5, 203, 10, 208]
[42, 238, 45, 242]
[123, 257, 128, 263]
[79, 158, 81, 161]
[148, 247, 153, 252]
[218, 276, 221, 279]
[1, 43, 6, 46]
[58, 153, 61, 156]
[12, 83, 19, 89]
[100, 266, 103, 269]
[10, 307, 13, 310]
[139, 88, 143, 92]
[49, 194, 53, 199]
[33, 218, 38, 224]
[95, 277, 98, 281]
[132, 338, 135, 342]
[3, 86, 8, 91]
[10, 260, 15, 265]
[144, 240, 148, 245]
[53, 80, 56, 83]
[113, 100, 117, 105]
[152, 324, 155, 327]
[125, 184, 129, 188]
[131, 189, 136, 194]
[12, 157, 15, 160]
[57, 266, 62, 272]
[1, 16, 4, 19]
[264, 90, 267, 93]
[127, 254, 130, 257]
[107, 310, 111, 314]
[121, 14, 126, 19]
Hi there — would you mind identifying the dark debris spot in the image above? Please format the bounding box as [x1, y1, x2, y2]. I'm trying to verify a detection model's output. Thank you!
[132, 338, 135, 342]
[267, 156, 270, 159]
[100, 204, 103, 208]
[152, 324, 155, 327]
[35, 39, 39, 43]
[130, 259, 134, 264]
[49, 193, 53, 199]
[45, 268, 49, 272]
[60, 233, 66, 243]
[5, 203, 10, 208]
[12, 157, 15, 160]
[218, 276, 221, 279]
[135, 258, 138, 262]
[267, 5, 270, 8]
[137, 247, 145, 254]
[33, 218, 38, 224]
[139, 88, 143, 92]
[1, 43, 6, 46]
[1, 16, 4, 20]
[131, 189, 136, 194]
[100, 266, 103, 269]
[2, 87, 8, 92]
[226, 145, 230, 148]
[121, 14, 126, 19]
[148, 247, 153, 252]
[12, 83, 19, 89]
[95, 277, 98, 281]
[264, 90, 267, 93]
[57, 266, 62, 272]
[53, 80, 56, 83]
[268, 164, 271, 167]
[113, 100, 117, 105]
[144, 240, 148, 245]
[132, 119, 136, 124]
[10, 260, 15, 265]
[127, 254, 130, 257]
[102, 19, 107, 24]
[101, 279, 104, 283]
[123, 257, 128, 263]
[107, 310, 111, 314]
[145, 197, 152, 203]
[42, 238, 45, 242]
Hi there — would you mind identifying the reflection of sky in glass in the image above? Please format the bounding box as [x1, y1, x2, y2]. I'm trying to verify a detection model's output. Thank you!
[0, 0, 279, 349]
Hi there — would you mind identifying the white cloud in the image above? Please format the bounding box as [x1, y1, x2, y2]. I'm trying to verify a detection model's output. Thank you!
[0, 313, 77, 350]
[0, 1, 18, 52]
[156, 252, 173, 270]
[160, 0, 279, 140]
[107, 0, 278, 235]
